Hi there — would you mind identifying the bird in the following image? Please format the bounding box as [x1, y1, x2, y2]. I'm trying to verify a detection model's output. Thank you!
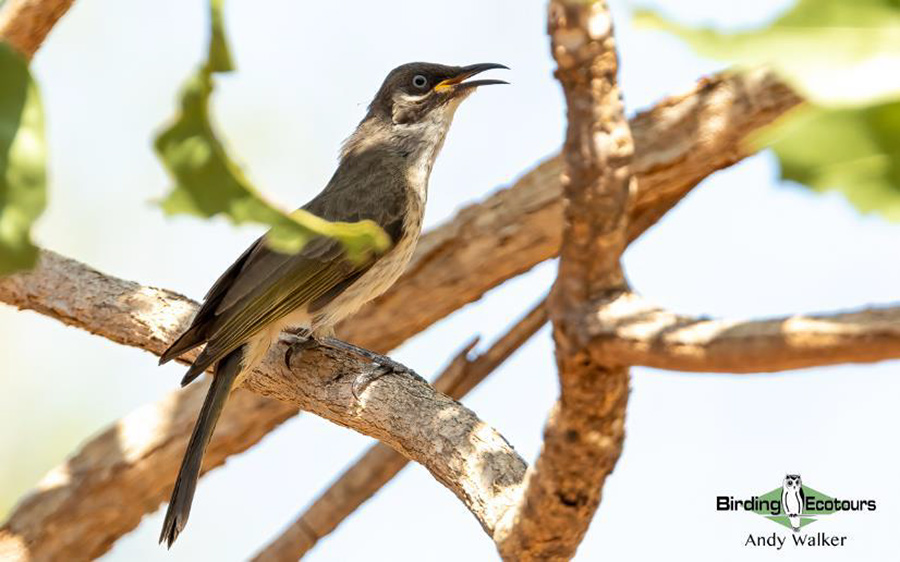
[781, 474, 805, 532]
[156, 61, 508, 547]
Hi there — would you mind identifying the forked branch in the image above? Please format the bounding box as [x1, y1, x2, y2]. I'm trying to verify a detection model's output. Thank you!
[495, 2, 635, 559]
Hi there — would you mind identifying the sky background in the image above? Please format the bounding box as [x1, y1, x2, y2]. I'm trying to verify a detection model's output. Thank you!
[2, 0, 898, 560]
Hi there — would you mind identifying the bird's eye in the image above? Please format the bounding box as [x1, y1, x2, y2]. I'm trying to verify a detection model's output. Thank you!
[412, 75, 428, 89]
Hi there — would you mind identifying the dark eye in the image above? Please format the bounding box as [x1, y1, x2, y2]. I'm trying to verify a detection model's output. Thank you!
[412, 74, 428, 89]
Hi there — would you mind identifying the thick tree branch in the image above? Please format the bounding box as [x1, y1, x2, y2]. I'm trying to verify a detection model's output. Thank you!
[584, 292, 900, 372]
[0, 252, 528, 561]
[254, 299, 548, 561]
[496, 3, 634, 559]
[0, 0, 73, 58]
[0, 68, 801, 560]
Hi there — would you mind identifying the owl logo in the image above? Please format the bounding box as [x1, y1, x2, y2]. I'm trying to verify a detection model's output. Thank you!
[781, 474, 805, 532]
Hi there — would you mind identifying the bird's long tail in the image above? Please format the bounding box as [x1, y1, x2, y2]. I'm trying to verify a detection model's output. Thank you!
[159, 347, 243, 548]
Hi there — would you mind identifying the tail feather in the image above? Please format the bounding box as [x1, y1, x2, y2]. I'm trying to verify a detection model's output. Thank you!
[159, 347, 243, 548]
[179, 347, 216, 387]
[159, 325, 206, 365]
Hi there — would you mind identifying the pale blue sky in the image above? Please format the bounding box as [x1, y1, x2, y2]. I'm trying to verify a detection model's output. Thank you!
[1, 0, 897, 560]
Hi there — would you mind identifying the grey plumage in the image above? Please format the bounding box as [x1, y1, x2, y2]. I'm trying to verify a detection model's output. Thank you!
[158, 61, 507, 547]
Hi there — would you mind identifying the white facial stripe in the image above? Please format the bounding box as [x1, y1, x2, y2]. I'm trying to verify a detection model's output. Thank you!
[395, 91, 428, 103]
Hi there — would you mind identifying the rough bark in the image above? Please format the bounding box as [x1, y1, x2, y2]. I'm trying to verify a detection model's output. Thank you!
[0, 252, 528, 562]
[254, 300, 548, 561]
[583, 292, 900, 372]
[0, 0, 73, 58]
[496, 3, 634, 559]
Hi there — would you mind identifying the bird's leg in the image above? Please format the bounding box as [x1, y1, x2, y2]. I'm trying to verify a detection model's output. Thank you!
[323, 337, 412, 374]
[320, 337, 421, 399]
[281, 332, 422, 398]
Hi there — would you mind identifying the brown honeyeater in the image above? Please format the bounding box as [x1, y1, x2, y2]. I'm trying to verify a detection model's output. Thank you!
[157, 62, 507, 547]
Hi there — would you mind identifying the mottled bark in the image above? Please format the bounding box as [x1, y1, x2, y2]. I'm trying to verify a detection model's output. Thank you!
[496, 3, 634, 559]
[583, 292, 900, 372]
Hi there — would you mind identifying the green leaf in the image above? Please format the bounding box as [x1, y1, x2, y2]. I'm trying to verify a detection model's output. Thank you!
[154, 0, 390, 262]
[0, 42, 46, 274]
[635, 0, 900, 221]
[752, 101, 900, 221]
[635, 0, 900, 107]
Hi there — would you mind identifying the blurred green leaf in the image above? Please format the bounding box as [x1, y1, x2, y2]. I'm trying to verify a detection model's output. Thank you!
[635, 0, 900, 107]
[0, 42, 46, 274]
[753, 102, 900, 221]
[636, 0, 900, 221]
[154, 0, 389, 261]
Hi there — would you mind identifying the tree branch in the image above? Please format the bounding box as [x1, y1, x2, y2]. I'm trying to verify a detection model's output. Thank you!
[0, 252, 528, 561]
[496, 3, 634, 559]
[253, 299, 548, 561]
[583, 292, 900, 372]
[0, 0, 73, 58]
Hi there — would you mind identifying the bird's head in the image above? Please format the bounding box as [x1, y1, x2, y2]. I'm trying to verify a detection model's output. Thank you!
[367, 62, 508, 126]
[341, 62, 507, 167]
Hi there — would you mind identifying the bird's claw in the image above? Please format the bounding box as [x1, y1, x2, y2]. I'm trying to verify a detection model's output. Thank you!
[351, 360, 414, 400]
[282, 333, 317, 369]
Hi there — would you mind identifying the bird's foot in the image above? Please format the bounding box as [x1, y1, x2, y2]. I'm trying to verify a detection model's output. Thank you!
[321, 337, 420, 400]
[351, 361, 420, 400]
[281, 332, 318, 369]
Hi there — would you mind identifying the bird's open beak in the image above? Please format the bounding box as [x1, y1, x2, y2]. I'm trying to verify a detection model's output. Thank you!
[435, 63, 510, 94]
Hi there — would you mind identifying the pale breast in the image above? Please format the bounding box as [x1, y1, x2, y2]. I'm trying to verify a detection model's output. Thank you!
[309, 192, 425, 334]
